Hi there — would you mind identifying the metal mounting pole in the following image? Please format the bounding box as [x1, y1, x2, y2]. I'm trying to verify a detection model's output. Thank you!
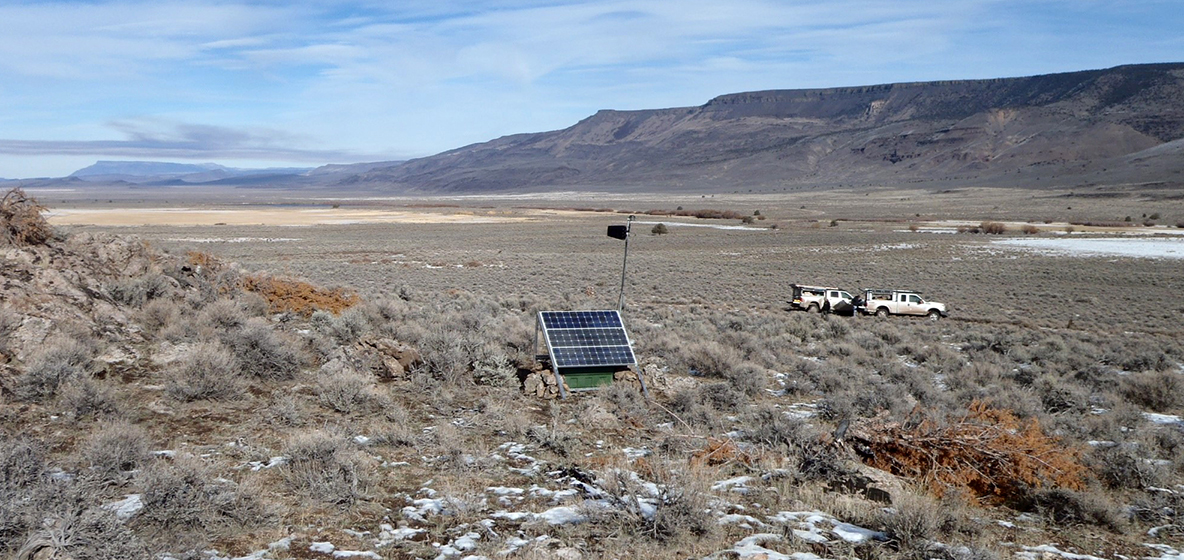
[617, 215, 634, 311]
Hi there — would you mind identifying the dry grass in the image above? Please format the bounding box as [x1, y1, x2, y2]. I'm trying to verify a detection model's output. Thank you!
[854, 402, 1087, 504]
[1, 188, 52, 246]
[241, 274, 360, 316]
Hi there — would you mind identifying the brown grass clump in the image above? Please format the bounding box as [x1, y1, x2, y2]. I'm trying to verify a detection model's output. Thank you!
[0, 188, 51, 246]
[241, 274, 359, 316]
[852, 401, 1086, 504]
[691, 437, 760, 467]
[186, 250, 220, 269]
[980, 221, 1007, 234]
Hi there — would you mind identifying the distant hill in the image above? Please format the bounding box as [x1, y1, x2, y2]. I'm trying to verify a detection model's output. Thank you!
[67, 161, 314, 185]
[342, 63, 1184, 193]
[71, 161, 228, 179]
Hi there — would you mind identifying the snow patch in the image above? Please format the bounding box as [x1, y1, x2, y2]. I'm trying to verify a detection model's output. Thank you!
[994, 237, 1184, 260]
[719, 533, 823, 560]
[537, 505, 586, 525]
[1016, 544, 1109, 560]
[1145, 412, 1184, 426]
[712, 476, 755, 494]
[101, 494, 143, 521]
[309, 542, 336, 554]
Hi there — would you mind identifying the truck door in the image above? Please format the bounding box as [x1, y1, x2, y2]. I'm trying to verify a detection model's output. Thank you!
[906, 294, 923, 315]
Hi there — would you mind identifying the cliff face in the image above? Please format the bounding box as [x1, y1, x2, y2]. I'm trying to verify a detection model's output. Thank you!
[348, 63, 1184, 192]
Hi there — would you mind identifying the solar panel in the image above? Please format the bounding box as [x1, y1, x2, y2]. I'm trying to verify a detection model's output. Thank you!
[538, 310, 637, 369]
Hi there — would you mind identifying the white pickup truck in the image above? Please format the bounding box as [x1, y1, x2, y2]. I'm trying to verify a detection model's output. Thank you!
[855, 289, 948, 319]
[790, 284, 855, 314]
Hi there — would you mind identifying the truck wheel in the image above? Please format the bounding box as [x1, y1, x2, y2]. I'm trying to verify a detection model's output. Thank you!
[807, 303, 820, 313]
[875, 307, 889, 318]
[927, 309, 942, 321]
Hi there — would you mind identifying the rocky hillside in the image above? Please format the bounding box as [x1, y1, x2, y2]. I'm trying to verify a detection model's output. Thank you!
[346, 63, 1184, 192]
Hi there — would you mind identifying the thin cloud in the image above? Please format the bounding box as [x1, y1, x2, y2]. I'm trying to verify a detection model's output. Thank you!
[1, 0, 1182, 177]
[0, 120, 377, 163]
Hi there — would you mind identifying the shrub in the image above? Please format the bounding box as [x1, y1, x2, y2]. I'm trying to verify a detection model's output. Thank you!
[221, 318, 303, 380]
[312, 307, 371, 344]
[597, 381, 650, 425]
[316, 361, 379, 413]
[80, 421, 150, 483]
[698, 382, 746, 412]
[1122, 370, 1184, 412]
[135, 456, 272, 549]
[266, 394, 305, 427]
[879, 492, 940, 556]
[1028, 487, 1123, 532]
[591, 465, 716, 543]
[1020, 224, 1039, 234]
[743, 406, 843, 481]
[14, 337, 95, 402]
[1088, 444, 1164, 490]
[667, 388, 727, 431]
[0, 188, 51, 246]
[682, 340, 741, 378]
[722, 362, 768, 397]
[471, 344, 517, 386]
[0, 436, 44, 491]
[198, 298, 248, 331]
[58, 377, 118, 419]
[0, 435, 44, 550]
[165, 342, 243, 402]
[282, 430, 371, 505]
[980, 221, 1006, 234]
[17, 508, 150, 560]
[139, 298, 182, 336]
[105, 274, 175, 307]
[0, 305, 18, 360]
[651, 223, 668, 235]
[416, 327, 473, 384]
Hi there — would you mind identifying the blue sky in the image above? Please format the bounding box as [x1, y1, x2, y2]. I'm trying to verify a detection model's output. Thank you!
[1, 0, 1182, 178]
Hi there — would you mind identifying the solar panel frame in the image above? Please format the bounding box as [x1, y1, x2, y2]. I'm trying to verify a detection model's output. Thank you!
[538, 310, 637, 370]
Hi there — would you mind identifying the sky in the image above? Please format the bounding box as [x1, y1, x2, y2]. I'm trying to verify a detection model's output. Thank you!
[1, 0, 1183, 178]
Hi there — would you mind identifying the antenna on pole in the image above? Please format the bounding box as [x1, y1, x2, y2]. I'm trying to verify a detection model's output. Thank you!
[607, 215, 635, 312]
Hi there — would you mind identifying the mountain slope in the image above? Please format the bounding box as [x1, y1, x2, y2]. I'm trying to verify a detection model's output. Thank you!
[349, 63, 1184, 192]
